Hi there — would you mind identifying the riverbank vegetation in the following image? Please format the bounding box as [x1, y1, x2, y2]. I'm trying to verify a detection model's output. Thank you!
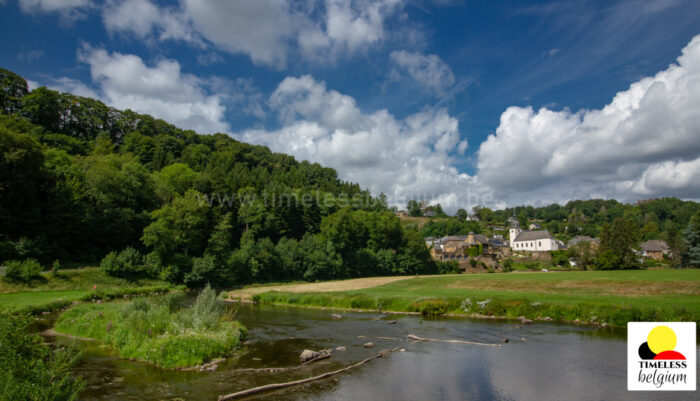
[250, 270, 700, 326]
[0, 312, 84, 400]
[54, 286, 245, 368]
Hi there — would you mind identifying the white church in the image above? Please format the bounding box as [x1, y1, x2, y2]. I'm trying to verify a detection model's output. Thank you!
[509, 219, 560, 251]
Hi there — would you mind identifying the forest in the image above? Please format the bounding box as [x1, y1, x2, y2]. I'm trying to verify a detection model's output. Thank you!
[0, 68, 440, 288]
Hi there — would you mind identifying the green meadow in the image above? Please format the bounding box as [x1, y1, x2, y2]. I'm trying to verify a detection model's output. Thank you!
[252, 269, 700, 327]
[0, 268, 175, 313]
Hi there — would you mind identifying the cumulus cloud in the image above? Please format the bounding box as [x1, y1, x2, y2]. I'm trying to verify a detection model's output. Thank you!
[390, 50, 455, 95]
[476, 34, 700, 204]
[237, 34, 700, 211]
[78, 46, 229, 134]
[238, 75, 473, 208]
[100, 0, 403, 67]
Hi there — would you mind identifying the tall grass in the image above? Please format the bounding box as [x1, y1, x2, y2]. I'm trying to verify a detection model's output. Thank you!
[55, 286, 245, 368]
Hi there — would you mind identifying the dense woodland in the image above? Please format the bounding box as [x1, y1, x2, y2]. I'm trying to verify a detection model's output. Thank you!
[0, 68, 440, 288]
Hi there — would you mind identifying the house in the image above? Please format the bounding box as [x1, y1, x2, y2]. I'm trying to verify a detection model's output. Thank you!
[427, 233, 492, 261]
[528, 223, 542, 230]
[509, 219, 559, 251]
[640, 240, 669, 261]
[567, 236, 600, 249]
[424, 210, 437, 217]
[466, 215, 480, 221]
[395, 210, 408, 217]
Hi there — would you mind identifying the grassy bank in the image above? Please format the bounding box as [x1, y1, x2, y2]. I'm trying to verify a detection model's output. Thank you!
[54, 287, 245, 368]
[251, 269, 700, 327]
[0, 267, 175, 314]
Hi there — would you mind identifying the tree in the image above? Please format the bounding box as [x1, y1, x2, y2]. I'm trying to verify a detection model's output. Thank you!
[682, 211, 700, 268]
[596, 218, 639, 269]
[665, 227, 684, 268]
[407, 200, 423, 217]
[21, 87, 61, 133]
[142, 189, 210, 259]
[455, 208, 468, 220]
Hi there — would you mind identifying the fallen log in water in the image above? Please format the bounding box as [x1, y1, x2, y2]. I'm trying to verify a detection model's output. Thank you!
[406, 334, 501, 347]
[217, 348, 400, 401]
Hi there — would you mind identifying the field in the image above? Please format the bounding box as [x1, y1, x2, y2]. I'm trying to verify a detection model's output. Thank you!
[0, 268, 174, 313]
[248, 269, 700, 326]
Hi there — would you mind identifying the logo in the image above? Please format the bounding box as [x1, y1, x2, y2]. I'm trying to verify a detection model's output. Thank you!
[628, 322, 696, 391]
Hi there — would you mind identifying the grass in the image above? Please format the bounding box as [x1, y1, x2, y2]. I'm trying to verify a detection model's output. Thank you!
[54, 287, 245, 368]
[251, 269, 700, 327]
[0, 267, 168, 292]
[0, 267, 176, 314]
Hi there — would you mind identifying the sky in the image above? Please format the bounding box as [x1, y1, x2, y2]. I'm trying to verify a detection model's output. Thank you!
[1, 0, 700, 212]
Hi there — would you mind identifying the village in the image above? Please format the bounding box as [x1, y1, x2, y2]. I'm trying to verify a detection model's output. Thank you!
[396, 204, 673, 272]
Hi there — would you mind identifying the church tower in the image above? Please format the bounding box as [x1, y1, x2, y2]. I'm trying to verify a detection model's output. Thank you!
[509, 212, 521, 248]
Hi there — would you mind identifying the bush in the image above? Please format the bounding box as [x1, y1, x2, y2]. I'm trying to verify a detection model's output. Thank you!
[1, 259, 43, 283]
[469, 258, 477, 267]
[100, 247, 143, 280]
[0, 312, 84, 400]
[502, 258, 514, 272]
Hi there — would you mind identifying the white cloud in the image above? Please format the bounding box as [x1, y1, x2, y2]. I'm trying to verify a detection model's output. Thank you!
[238, 75, 474, 209]
[390, 50, 455, 95]
[47, 77, 99, 98]
[237, 34, 700, 212]
[476, 33, 700, 205]
[100, 0, 404, 67]
[102, 0, 197, 43]
[78, 46, 229, 134]
[18, 0, 90, 19]
[18, 0, 88, 13]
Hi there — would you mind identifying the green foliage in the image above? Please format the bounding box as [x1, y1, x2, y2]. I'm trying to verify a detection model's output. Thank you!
[407, 200, 423, 217]
[595, 217, 640, 270]
[502, 258, 514, 272]
[100, 247, 145, 280]
[682, 211, 700, 267]
[550, 250, 569, 266]
[1, 259, 43, 283]
[54, 287, 244, 368]
[0, 312, 84, 401]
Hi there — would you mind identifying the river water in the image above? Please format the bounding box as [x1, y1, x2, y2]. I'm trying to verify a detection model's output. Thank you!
[59, 303, 697, 401]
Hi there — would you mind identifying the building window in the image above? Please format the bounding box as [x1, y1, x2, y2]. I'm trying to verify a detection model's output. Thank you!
[538, 241, 541, 247]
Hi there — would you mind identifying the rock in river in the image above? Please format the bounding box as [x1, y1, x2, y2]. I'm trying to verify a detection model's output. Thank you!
[300, 349, 321, 363]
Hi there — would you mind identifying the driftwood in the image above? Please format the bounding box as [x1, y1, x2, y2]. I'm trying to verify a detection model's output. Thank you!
[377, 336, 402, 341]
[217, 348, 400, 401]
[301, 352, 332, 365]
[178, 358, 226, 371]
[406, 334, 501, 347]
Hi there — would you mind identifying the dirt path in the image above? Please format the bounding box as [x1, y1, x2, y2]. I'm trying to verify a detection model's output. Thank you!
[228, 276, 414, 301]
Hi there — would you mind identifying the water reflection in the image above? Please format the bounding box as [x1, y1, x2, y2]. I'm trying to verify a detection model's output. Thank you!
[64, 304, 697, 400]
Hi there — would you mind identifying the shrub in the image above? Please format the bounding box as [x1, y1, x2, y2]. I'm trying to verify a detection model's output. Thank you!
[101, 247, 143, 280]
[502, 258, 514, 272]
[0, 312, 84, 400]
[416, 299, 450, 316]
[469, 258, 477, 267]
[1, 259, 42, 283]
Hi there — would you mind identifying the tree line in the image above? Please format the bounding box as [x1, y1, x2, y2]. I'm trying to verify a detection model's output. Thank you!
[0, 68, 445, 288]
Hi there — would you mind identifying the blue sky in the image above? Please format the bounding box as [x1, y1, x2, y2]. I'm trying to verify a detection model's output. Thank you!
[2, 0, 700, 211]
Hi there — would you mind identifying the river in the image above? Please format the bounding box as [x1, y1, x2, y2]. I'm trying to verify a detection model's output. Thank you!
[55, 303, 697, 400]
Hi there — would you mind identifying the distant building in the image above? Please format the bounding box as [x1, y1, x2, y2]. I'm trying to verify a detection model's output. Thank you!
[466, 215, 480, 221]
[510, 219, 559, 251]
[395, 210, 408, 217]
[528, 223, 542, 230]
[640, 240, 669, 261]
[424, 210, 437, 217]
[567, 236, 600, 249]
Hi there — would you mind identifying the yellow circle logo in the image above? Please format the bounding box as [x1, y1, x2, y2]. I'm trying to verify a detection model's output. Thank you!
[647, 325, 677, 354]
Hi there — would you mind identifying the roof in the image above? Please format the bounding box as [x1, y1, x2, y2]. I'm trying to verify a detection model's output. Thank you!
[424, 211, 436, 217]
[513, 230, 554, 242]
[640, 240, 669, 252]
[567, 235, 598, 247]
